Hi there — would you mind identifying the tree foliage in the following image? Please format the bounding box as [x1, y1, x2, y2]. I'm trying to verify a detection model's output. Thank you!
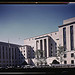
[56, 45, 65, 64]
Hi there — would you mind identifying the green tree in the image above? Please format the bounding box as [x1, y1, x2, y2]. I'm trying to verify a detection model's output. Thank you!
[56, 45, 65, 64]
[35, 50, 47, 66]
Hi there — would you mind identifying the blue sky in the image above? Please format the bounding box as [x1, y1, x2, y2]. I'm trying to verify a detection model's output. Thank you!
[0, 3, 75, 45]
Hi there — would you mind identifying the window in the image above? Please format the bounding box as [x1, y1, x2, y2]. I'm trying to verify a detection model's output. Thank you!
[0, 46, 1, 59]
[36, 40, 39, 50]
[44, 39, 47, 57]
[71, 60, 74, 64]
[64, 54, 67, 58]
[55, 43, 57, 46]
[9, 48, 11, 60]
[3, 46, 5, 59]
[12, 48, 14, 59]
[70, 26, 74, 50]
[3, 61, 5, 63]
[40, 40, 42, 50]
[15, 48, 16, 59]
[51, 54, 52, 56]
[19, 54, 20, 56]
[63, 27, 66, 51]
[9, 61, 11, 63]
[6, 46, 8, 59]
[51, 47, 52, 50]
[19, 51, 20, 53]
[51, 44, 52, 46]
[21, 57, 23, 59]
[64, 60, 67, 64]
[71, 53, 74, 57]
[51, 51, 53, 53]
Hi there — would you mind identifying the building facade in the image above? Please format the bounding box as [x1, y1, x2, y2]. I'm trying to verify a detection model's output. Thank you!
[58, 17, 75, 64]
[24, 17, 75, 66]
[0, 42, 26, 68]
[0, 17, 75, 67]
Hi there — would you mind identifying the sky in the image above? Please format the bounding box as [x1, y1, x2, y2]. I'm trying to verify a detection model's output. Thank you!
[0, 3, 75, 45]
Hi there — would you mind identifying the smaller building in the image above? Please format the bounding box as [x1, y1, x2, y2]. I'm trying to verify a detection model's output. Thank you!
[0, 42, 22, 68]
[19, 45, 35, 66]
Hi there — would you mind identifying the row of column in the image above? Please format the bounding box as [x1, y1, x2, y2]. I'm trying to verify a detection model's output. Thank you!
[36, 37, 50, 57]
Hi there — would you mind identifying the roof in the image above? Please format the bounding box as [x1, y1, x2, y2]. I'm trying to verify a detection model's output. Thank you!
[24, 31, 58, 40]
[58, 22, 75, 28]
[0, 41, 22, 47]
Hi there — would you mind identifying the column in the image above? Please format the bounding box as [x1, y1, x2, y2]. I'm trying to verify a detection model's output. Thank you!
[42, 39, 45, 57]
[47, 37, 49, 57]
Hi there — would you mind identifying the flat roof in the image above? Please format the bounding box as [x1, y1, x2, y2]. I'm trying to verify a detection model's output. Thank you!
[0, 41, 22, 46]
[58, 22, 75, 28]
[24, 31, 58, 40]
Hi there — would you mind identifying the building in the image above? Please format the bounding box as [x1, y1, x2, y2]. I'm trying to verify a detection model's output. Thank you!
[0, 42, 26, 68]
[24, 17, 75, 66]
[58, 17, 75, 64]
[0, 17, 75, 67]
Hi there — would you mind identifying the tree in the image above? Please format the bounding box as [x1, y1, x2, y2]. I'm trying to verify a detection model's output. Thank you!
[56, 45, 65, 64]
[35, 50, 47, 66]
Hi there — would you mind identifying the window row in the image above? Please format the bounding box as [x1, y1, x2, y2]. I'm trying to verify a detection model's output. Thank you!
[64, 53, 75, 58]
[64, 60, 74, 64]
[63, 25, 74, 51]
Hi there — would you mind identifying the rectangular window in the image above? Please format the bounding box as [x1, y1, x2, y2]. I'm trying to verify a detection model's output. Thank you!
[44, 39, 47, 57]
[71, 60, 74, 64]
[6, 47, 8, 59]
[3, 46, 5, 59]
[40, 40, 43, 57]
[64, 60, 67, 64]
[71, 53, 74, 57]
[15, 48, 16, 59]
[70, 26, 74, 50]
[64, 54, 67, 58]
[12, 48, 14, 59]
[40, 40, 42, 50]
[51, 44, 52, 46]
[9, 48, 11, 59]
[0, 46, 1, 59]
[63, 27, 66, 51]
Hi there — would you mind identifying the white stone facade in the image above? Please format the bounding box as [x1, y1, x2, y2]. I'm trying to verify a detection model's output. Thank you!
[24, 31, 59, 66]
[0, 17, 75, 67]
[24, 17, 75, 65]
[59, 17, 75, 64]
